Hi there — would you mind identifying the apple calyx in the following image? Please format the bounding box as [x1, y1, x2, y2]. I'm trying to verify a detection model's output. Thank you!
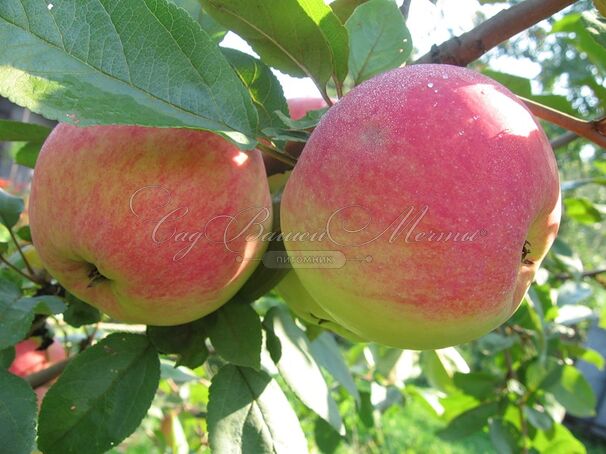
[87, 266, 108, 287]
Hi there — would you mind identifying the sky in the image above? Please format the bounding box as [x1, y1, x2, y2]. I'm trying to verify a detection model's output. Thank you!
[219, 0, 540, 99]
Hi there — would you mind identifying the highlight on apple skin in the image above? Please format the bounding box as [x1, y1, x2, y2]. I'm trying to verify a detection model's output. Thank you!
[29, 125, 272, 326]
[281, 64, 561, 350]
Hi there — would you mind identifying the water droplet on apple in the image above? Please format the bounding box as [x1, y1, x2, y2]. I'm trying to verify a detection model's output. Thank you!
[427, 82, 434, 88]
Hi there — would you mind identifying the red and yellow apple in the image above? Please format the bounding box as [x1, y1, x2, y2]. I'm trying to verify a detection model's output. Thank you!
[281, 64, 561, 350]
[10, 338, 67, 404]
[29, 125, 272, 325]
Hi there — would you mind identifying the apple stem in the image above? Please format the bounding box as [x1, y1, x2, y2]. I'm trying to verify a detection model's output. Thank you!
[257, 142, 297, 167]
[0, 254, 45, 285]
[87, 267, 108, 287]
[9, 226, 36, 278]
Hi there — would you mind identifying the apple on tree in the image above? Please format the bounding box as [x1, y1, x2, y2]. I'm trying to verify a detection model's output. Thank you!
[281, 64, 561, 350]
[9, 338, 67, 404]
[274, 98, 366, 341]
[29, 125, 272, 326]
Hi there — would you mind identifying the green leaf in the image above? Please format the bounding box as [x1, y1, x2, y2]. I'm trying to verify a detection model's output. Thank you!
[206, 301, 262, 369]
[561, 342, 605, 370]
[550, 238, 584, 274]
[38, 333, 160, 454]
[345, 0, 412, 85]
[357, 383, 375, 427]
[0, 346, 15, 369]
[275, 108, 327, 130]
[170, 0, 228, 42]
[265, 306, 345, 435]
[207, 365, 307, 454]
[25, 295, 67, 315]
[314, 417, 342, 453]
[201, 0, 348, 89]
[552, 12, 606, 73]
[545, 365, 596, 418]
[0, 278, 35, 350]
[556, 281, 593, 306]
[330, 0, 370, 23]
[524, 357, 561, 391]
[0, 119, 52, 142]
[159, 359, 200, 383]
[221, 48, 289, 132]
[147, 319, 209, 369]
[453, 372, 503, 400]
[489, 417, 521, 454]
[0, 369, 37, 454]
[0, 0, 258, 148]
[530, 422, 586, 453]
[15, 225, 31, 242]
[524, 405, 553, 431]
[420, 350, 453, 392]
[439, 402, 499, 440]
[262, 127, 311, 143]
[13, 141, 43, 169]
[63, 294, 102, 327]
[310, 332, 360, 405]
[564, 197, 602, 224]
[0, 189, 24, 229]
[477, 332, 517, 355]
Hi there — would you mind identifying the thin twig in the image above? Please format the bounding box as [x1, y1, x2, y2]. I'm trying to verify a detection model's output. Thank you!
[550, 131, 578, 149]
[0, 254, 44, 285]
[9, 227, 35, 277]
[399, 0, 412, 20]
[414, 0, 577, 66]
[554, 269, 606, 280]
[522, 98, 606, 149]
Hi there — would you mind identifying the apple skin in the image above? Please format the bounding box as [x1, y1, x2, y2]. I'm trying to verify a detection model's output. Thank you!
[276, 271, 365, 342]
[9, 339, 66, 377]
[29, 125, 272, 325]
[10, 339, 67, 404]
[281, 64, 561, 350]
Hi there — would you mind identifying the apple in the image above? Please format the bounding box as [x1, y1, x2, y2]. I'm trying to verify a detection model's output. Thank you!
[9, 338, 66, 377]
[281, 64, 561, 350]
[9, 338, 67, 404]
[276, 271, 364, 342]
[29, 125, 272, 325]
